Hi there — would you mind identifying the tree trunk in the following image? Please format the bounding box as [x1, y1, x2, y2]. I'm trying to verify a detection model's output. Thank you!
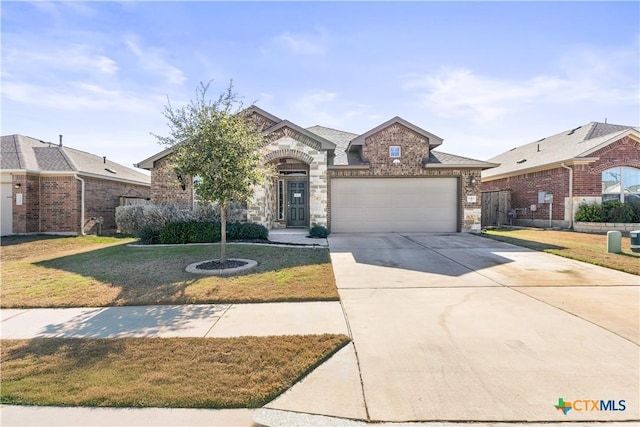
[220, 201, 227, 262]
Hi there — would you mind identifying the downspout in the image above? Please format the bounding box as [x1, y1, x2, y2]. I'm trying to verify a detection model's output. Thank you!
[74, 174, 86, 235]
[561, 163, 573, 230]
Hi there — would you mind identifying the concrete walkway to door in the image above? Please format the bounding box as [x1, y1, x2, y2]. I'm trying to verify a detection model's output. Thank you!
[258, 232, 639, 425]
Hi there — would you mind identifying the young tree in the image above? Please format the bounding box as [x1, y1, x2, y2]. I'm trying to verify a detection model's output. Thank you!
[154, 81, 266, 262]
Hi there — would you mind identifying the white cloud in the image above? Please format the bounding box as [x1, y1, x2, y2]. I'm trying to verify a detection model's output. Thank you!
[271, 27, 328, 56]
[283, 90, 372, 131]
[2, 81, 157, 113]
[2, 44, 119, 77]
[125, 37, 186, 85]
[403, 44, 639, 126]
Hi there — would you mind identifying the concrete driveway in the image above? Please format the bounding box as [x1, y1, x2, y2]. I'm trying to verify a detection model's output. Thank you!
[261, 232, 639, 425]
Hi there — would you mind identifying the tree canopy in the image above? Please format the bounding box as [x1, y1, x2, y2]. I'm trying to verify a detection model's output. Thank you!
[153, 81, 267, 261]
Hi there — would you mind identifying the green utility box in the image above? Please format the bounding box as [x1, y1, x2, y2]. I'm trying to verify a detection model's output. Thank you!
[630, 230, 640, 253]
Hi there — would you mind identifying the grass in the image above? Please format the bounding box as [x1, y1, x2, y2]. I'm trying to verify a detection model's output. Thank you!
[1, 335, 350, 408]
[1, 235, 339, 308]
[481, 229, 640, 275]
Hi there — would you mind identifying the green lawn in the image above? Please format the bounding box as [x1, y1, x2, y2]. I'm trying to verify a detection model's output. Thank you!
[1, 235, 339, 308]
[1, 335, 350, 408]
[481, 229, 640, 275]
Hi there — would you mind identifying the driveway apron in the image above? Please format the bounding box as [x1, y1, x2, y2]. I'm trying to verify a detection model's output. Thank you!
[327, 233, 639, 423]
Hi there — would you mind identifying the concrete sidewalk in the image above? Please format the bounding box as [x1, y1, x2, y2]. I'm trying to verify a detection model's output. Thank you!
[1, 301, 347, 339]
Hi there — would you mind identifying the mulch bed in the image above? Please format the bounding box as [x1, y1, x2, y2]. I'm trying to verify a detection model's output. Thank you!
[196, 259, 248, 270]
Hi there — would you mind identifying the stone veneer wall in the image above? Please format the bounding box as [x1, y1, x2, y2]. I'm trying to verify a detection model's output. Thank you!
[574, 222, 640, 235]
[248, 135, 328, 228]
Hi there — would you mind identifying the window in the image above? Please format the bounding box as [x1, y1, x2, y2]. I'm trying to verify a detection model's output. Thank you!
[389, 146, 401, 158]
[277, 180, 285, 220]
[602, 167, 640, 203]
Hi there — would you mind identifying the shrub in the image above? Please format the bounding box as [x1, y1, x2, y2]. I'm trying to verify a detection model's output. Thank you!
[137, 227, 160, 245]
[157, 221, 265, 244]
[116, 203, 246, 236]
[603, 201, 635, 223]
[309, 224, 329, 238]
[227, 222, 269, 240]
[574, 202, 604, 222]
[574, 200, 639, 223]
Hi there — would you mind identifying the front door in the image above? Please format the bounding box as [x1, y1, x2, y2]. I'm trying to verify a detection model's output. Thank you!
[287, 181, 307, 227]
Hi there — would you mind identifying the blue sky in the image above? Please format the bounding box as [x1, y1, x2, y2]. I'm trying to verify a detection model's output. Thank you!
[2, 1, 638, 172]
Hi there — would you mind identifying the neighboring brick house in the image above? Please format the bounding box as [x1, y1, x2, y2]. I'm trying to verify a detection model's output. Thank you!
[136, 106, 496, 233]
[481, 123, 640, 228]
[1, 135, 151, 236]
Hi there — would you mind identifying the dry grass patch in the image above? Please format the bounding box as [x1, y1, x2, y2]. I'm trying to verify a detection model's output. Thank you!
[1, 335, 350, 408]
[482, 229, 640, 275]
[1, 236, 338, 308]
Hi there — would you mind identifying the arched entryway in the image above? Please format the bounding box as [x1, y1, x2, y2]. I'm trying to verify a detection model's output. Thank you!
[273, 158, 310, 228]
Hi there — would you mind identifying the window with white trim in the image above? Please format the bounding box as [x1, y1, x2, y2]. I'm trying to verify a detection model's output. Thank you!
[602, 167, 640, 203]
[389, 146, 401, 158]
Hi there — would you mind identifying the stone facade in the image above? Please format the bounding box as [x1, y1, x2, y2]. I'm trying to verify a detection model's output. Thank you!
[142, 113, 489, 233]
[248, 135, 329, 228]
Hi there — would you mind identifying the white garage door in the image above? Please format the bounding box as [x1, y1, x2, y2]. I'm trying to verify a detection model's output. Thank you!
[1, 182, 13, 236]
[331, 178, 458, 232]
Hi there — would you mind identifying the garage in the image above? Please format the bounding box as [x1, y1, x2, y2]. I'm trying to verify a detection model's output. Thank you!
[330, 177, 459, 232]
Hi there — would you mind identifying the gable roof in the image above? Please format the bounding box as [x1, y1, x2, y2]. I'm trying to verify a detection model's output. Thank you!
[424, 151, 499, 169]
[306, 125, 359, 166]
[482, 122, 639, 180]
[348, 116, 444, 152]
[265, 120, 336, 150]
[242, 105, 282, 124]
[1, 134, 150, 186]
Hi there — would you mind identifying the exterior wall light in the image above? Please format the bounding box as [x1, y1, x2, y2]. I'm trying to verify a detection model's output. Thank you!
[393, 159, 401, 165]
[14, 183, 21, 189]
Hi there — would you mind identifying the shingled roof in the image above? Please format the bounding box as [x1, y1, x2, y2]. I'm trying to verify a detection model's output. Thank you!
[1, 134, 150, 186]
[482, 122, 638, 180]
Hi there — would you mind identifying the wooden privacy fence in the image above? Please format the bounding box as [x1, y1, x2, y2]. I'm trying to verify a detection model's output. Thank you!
[481, 190, 511, 226]
[119, 196, 151, 206]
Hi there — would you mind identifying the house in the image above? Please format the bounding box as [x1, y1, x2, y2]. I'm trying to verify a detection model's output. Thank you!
[481, 122, 640, 228]
[136, 107, 496, 233]
[1, 134, 151, 236]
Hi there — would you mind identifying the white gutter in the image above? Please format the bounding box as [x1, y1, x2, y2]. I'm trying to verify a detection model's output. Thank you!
[74, 174, 86, 235]
[561, 162, 573, 229]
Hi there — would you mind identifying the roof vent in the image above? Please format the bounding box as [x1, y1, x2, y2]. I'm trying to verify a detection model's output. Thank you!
[567, 126, 581, 135]
[516, 159, 527, 164]
[105, 168, 117, 174]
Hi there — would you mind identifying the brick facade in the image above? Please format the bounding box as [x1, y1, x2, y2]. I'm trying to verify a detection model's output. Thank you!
[145, 118, 486, 233]
[362, 123, 430, 176]
[83, 177, 150, 233]
[329, 123, 483, 232]
[481, 136, 640, 228]
[9, 173, 149, 234]
[150, 156, 194, 207]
